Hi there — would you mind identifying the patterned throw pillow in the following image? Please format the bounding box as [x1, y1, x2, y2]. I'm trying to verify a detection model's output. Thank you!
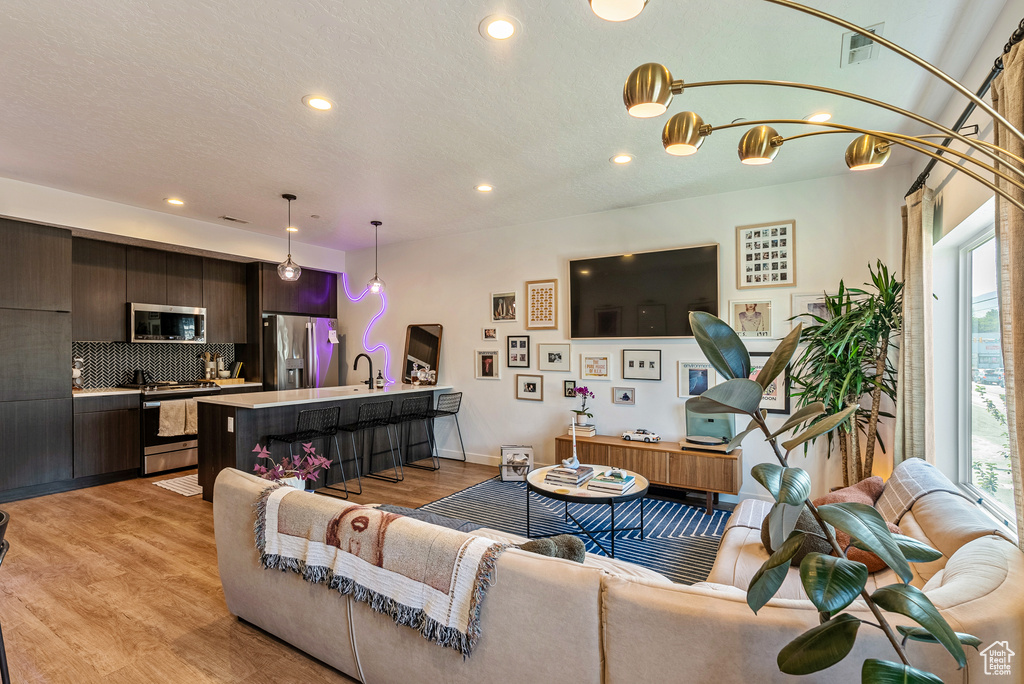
[812, 477, 897, 573]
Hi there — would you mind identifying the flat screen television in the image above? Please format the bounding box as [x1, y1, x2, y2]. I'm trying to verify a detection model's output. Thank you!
[568, 244, 719, 339]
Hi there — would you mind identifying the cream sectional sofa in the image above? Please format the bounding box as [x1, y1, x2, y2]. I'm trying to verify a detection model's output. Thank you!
[214, 467, 1023, 683]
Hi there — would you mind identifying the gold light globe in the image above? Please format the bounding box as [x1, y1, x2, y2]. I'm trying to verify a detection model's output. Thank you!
[845, 134, 891, 171]
[738, 125, 783, 165]
[623, 63, 674, 118]
[663, 111, 708, 156]
[590, 0, 647, 21]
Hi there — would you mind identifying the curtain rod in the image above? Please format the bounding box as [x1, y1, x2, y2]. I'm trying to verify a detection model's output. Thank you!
[906, 17, 1024, 198]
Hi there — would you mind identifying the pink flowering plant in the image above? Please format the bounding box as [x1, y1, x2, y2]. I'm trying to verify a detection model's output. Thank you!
[572, 386, 596, 419]
[252, 442, 333, 482]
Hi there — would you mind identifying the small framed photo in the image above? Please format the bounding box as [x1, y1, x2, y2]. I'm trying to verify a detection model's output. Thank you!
[499, 445, 534, 482]
[730, 300, 773, 338]
[538, 343, 571, 372]
[612, 387, 635, 405]
[621, 349, 662, 381]
[736, 221, 796, 290]
[516, 374, 544, 401]
[491, 291, 517, 323]
[475, 350, 501, 380]
[749, 352, 791, 414]
[482, 327, 498, 341]
[525, 279, 558, 330]
[563, 380, 577, 398]
[507, 335, 531, 368]
[791, 293, 833, 323]
[678, 362, 717, 398]
[580, 354, 611, 380]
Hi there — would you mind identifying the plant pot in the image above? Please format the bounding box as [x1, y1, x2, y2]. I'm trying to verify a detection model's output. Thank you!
[280, 476, 306, 491]
[574, 413, 589, 426]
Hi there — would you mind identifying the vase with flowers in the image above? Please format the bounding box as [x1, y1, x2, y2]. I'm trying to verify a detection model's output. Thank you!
[571, 386, 595, 425]
[252, 442, 333, 491]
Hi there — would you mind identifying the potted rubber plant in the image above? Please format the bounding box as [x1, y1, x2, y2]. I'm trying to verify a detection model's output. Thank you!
[688, 311, 976, 683]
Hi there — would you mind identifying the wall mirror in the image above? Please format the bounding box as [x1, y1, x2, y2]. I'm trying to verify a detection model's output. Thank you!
[403, 324, 443, 384]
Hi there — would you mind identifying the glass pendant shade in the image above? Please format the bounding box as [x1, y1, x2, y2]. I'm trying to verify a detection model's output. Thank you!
[623, 63, 674, 118]
[367, 275, 385, 294]
[845, 134, 891, 171]
[738, 125, 782, 165]
[278, 256, 301, 281]
[590, 0, 647, 21]
[367, 220, 385, 294]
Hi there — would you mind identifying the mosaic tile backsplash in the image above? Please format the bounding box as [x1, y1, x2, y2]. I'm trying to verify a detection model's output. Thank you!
[72, 342, 237, 388]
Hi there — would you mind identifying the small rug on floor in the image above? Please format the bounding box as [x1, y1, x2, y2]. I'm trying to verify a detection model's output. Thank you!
[153, 473, 202, 497]
[419, 478, 730, 585]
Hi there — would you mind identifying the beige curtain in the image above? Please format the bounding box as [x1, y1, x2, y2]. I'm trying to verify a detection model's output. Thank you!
[894, 187, 935, 467]
[992, 43, 1024, 550]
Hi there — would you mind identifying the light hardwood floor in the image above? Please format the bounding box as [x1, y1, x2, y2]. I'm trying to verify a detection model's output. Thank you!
[0, 461, 496, 683]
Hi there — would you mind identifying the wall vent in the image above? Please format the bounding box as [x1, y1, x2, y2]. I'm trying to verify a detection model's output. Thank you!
[841, 23, 884, 68]
[218, 215, 250, 224]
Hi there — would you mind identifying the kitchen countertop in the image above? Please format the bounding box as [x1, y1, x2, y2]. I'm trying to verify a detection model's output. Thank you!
[72, 387, 142, 398]
[197, 384, 453, 409]
[213, 381, 264, 388]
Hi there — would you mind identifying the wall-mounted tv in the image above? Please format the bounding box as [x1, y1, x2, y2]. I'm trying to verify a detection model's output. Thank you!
[568, 244, 719, 339]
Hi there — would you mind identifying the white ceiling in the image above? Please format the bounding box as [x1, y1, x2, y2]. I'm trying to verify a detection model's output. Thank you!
[0, 0, 1004, 251]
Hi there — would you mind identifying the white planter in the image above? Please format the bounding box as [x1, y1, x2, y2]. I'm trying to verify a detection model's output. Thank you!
[574, 413, 589, 426]
[280, 476, 306, 491]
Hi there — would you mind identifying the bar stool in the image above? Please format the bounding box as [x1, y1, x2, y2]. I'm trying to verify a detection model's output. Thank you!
[390, 396, 439, 471]
[425, 392, 466, 461]
[0, 509, 10, 684]
[339, 400, 403, 483]
[265, 407, 361, 497]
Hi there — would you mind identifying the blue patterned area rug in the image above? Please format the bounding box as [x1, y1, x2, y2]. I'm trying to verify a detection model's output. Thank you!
[419, 478, 731, 585]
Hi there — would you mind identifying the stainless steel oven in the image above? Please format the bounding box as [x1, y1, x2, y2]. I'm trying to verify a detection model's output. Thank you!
[137, 383, 222, 474]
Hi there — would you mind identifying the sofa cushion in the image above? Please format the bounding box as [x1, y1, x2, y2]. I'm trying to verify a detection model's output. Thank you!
[812, 476, 885, 507]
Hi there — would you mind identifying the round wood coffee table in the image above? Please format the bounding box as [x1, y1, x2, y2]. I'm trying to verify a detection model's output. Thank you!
[525, 464, 649, 558]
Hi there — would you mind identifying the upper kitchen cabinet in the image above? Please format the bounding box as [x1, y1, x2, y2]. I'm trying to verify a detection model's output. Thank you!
[0, 218, 71, 312]
[126, 247, 167, 305]
[203, 258, 247, 343]
[72, 238, 127, 341]
[166, 252, 204, 307]
[261, 263, 337, 318]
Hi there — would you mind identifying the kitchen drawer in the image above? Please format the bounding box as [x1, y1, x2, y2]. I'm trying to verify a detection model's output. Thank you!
[73, 394, 141, 413]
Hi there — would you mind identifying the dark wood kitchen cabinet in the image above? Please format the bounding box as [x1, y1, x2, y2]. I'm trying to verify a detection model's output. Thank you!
[73, 395, 140, 478]
[261, 263, 337, 318]
[166, 252, 204, 307]
[126, 247, 167, 305]
[203, 258, 247, 343]
[0, 309, 72, 402]
[0, 399, 73, 490]
[72, 237, 127, 341]
[0, 218, 72, 312]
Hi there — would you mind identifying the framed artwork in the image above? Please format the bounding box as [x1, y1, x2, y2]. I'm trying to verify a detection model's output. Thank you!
[475, 350, 501, 380]
[621, 349, 662, 381]
[612, 387, 635, 405]
[499, 445, 534, 482]
[482, 327, 498, 341]
[507, 335, 531, 368]
[580, 354, 611, 380]
[730, 300, 773, 338]
[491, 291, 517, 322]
[525, 279, 558, 330]
[678, 362, 717, 398]
[538, 343, 571, 372]
[791, 292, 833, 323]
[563, 380, 577, 398]
[516, 374, 544, 401]
[749, 352, 791, 414]
[737, 220, 796, 289]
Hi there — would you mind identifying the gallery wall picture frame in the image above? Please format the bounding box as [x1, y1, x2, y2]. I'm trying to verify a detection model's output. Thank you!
[580, 354, 611, 380]
[612, 387, 636, 405]
[482, 327, 498, 341]
[491, 291, 517, 322]
[729, 299, 773, 338]
[563, 380, 577, 398]
[621, 349, 662, 381]
[475, 350, 501, 380]
[525, 279, 558, 330]
[737, 220, 796, 290]
[499, 445, 534, 482]
[516, 374, 544, 401]
[538, 343, 571, 372]
[791, 292, 834, 324]
[507, 335, 531, 368]
[678, 362, 717, 398]
[749, 351, 791, 414]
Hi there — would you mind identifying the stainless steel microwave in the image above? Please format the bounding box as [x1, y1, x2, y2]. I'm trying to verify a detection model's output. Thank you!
[129, 303, 207, 343]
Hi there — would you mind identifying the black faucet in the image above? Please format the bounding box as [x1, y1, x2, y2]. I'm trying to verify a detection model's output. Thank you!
[354, 353, 373, 389]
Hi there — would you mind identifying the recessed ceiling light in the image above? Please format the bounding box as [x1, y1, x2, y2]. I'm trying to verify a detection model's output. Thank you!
[165, 198, 184, 206]
[475, 184, 494, 193]
[611, 154, 633, 164]
[302, 95, 334, 111]
[806, 112, 832, 123]
[286, 226, 298, 233]
[479, 15, 520, 41]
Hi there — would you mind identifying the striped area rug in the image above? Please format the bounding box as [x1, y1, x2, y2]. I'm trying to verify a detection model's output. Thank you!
[420, 478, 730, 585]
[153, 473, 202, 497]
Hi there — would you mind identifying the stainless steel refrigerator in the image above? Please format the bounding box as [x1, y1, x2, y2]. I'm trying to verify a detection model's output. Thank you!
[262, 314, 346, 390]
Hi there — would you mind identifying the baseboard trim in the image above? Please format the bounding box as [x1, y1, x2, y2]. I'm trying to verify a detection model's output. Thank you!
[0, 469, 138, 504]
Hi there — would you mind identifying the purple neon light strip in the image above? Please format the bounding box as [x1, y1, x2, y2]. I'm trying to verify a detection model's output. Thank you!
[341, 273, 396, 385]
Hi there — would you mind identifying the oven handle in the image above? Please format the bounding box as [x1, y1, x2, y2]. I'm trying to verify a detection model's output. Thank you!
[143, 401, 161, 408]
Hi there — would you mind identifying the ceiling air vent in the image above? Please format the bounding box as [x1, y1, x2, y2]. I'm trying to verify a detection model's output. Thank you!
[841, 23, 883, 68]
[218, 215, 250, 224]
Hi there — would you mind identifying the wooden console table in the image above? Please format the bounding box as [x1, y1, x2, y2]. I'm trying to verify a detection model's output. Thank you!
[554, 435, 741, 514]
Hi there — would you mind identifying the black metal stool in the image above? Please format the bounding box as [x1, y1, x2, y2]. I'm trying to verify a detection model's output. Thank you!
[264, 407, 361, 497]
[0, 509, 10, 684]
[391, 396, 439, 471]
[425, 392, 466, 461]
[339, 400, 403, 483]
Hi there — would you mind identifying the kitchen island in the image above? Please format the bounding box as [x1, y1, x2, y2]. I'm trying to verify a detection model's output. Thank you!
[196, 384, 453, 501]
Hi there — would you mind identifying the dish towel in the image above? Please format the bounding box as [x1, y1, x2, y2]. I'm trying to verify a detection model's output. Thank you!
[157, 400, 187, 437]
[184, 398, 198, 435]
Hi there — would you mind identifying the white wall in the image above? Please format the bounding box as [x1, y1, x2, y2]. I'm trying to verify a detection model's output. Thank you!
[0, 176, 346, 270]
[340, 166, 910, 502]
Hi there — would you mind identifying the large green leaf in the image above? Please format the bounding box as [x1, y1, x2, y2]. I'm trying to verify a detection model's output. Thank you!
[686, 395, 749, 416]
[728, 417, 762, 451]
[851, 534, 943, 564]
[755, 323, 802, 390]
[782, 404, 860, 453]
[861, 659, 944, 684]
[895, 626, 981, 650]
[799, 552, 868, 614]
[871, 584, 966, 667]
[777, 613, 861, 675]
[767, 501, 804, 549]
[817, 502, 912, 584]
[747, 530, 805, 614]
[703, 379, 765, 416]
[751, 464, 811, 505]
[689, 311, 751, 380]
[770, 402, 826, 439]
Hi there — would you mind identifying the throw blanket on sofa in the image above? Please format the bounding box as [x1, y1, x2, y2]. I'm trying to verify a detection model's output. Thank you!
[255, 485, 508, 656]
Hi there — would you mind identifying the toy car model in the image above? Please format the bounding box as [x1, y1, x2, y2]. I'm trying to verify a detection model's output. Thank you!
[622, 428, 660, 443]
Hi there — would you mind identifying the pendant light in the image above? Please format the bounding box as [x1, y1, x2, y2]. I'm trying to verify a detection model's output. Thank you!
[278, 193, 302, 282]
[367, 220, 385, 294]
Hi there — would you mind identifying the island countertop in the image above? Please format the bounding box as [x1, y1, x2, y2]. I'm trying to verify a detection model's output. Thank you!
[196, 383, 453, 410]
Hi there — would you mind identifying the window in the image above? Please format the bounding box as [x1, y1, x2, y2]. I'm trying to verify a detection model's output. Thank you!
[960, 232, 1014, 520]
